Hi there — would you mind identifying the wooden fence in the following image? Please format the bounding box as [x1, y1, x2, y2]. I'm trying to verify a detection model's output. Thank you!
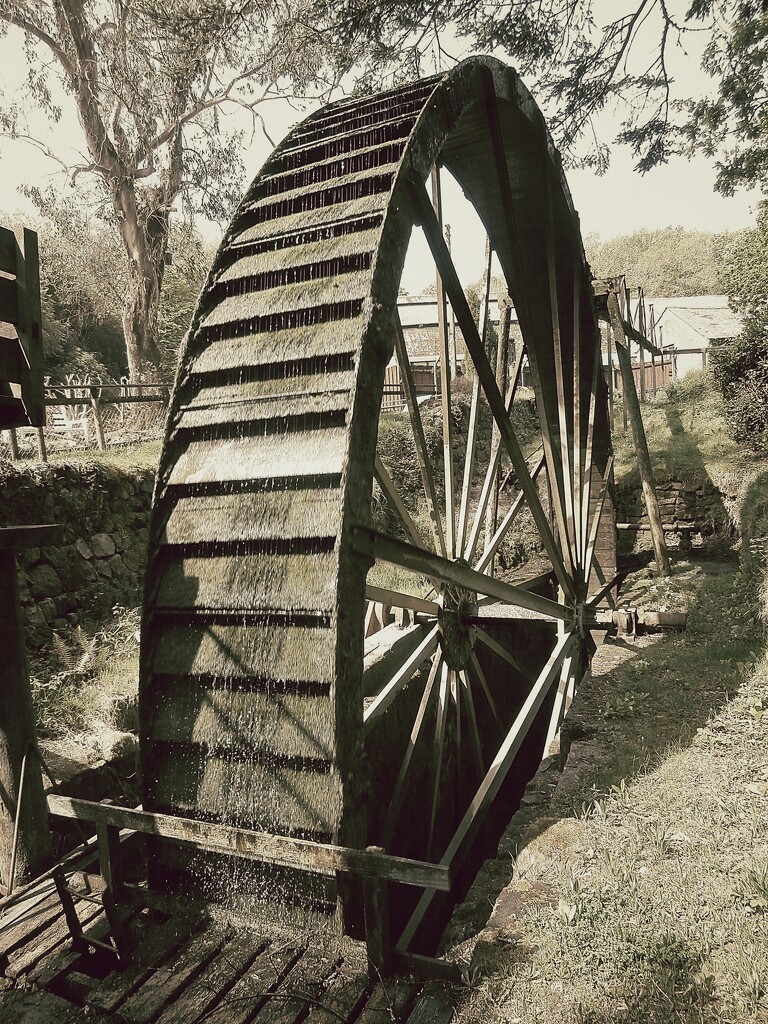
[2, 381, 170, 461]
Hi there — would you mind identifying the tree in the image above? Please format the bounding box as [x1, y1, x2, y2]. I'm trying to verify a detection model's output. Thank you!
[585, 227, 725, 297]
[322, 1, 768, 190]
[0, 2, 343, 379]
[710, 204, 768, 451]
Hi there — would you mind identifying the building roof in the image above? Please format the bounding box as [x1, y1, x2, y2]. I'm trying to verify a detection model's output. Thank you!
[647, 296, 742, 343]
[397, 296, 506, 327]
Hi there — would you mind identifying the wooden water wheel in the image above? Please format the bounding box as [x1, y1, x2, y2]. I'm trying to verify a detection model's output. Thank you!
[140, 56, 615, 950]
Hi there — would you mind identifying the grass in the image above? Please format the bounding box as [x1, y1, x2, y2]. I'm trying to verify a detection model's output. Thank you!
[36, 438, 161, 471]
[452, 564, 768, 1023]
[612, 372, 750, 497]
[30, 605, 140, 756]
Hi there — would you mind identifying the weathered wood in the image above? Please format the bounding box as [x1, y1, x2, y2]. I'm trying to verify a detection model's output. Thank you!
[202, 942, 302, 1024]
[86, 912, 203, 1013]
[394, 313, 446, 558]
[0, 890, 62, 962]
[431, 165, 456, 561]
[153, 931, 266, 1024]
[0, 277, 19, 324]
[352, 526, 569, 622]
[46, 795, 451, 891]
[363, 846, 391, 977]
[483, 292, 513, 573]
[413, 177, 575, 600]
[118, 927, 228, 1024]
[457, 236, 493, 554]
[466, 356, 528, 565]
[0, 226, 15, 273]
[606, 288, 670, 576]
[363, 625, 439, 729]
[356, 978, 416, 1023]
[399, 629, 575, 950]
[475, 453, 545, 573]
[474, 627, 532, 680]
[382, 653, 442, 846]
[302, 970, 369, 1024]
[374, 455, 425, 549]
[0, 337, 22, 382]
[0, 524, 62, 551]
[21, 229, 44, 426]
[90, 392, 107, 450]
[365, 585, 439, 616]
[0, 548, 52, 890]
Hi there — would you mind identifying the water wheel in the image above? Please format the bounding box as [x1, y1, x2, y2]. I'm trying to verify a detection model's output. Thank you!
[140, 55, 615, 949]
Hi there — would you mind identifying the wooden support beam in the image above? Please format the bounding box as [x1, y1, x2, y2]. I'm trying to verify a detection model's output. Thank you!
[46, 795, 451, 891]
[352, 524, 571, 622]
[605, 288, 670, 576]
[364, 846, 392, 977]
[0, 526, 60, 890]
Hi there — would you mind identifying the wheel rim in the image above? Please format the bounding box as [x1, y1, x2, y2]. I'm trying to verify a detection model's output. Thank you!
[140, 56, 615, 943]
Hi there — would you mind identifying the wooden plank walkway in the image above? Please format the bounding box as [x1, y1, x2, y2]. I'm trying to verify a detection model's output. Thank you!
[0, 875, 454, 1023]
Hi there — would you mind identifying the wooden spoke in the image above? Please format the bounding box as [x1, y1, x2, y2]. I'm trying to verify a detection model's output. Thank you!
[474, 453, 546, 575]
[374, 455, 424, 550]
[474, 627, 532, 681]
[427, 661, 450, 860]
[363, 625, 440, 731]
[451, 669, 461, 752]
[394, 314, 447, 558]
[544, 653, 576, 752]
[463, 358, 524, 564]
[398, 628, 577, 952]
[484, 297, 513, 572]
[459, 669, 485, 783]
[457, 237, 493, 554]
[580, 333, 603, 570]
[382, 652, 443, 846]
[352, 526, 572, 622]
[365, 585, 439, 616]
[475, 570, 555, 604]
[572, 220, 584, 570]
[584, 454, 614, 585]
[431, 166, 457, 560]
[543, 159, 578, 578]
[587, 566, 626, 610]
[412, 177, 576, 601]
[468, 652, 503, 734]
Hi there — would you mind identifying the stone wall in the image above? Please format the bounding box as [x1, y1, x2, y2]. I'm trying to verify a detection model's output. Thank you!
[615, 477, 736, 553]
[0, 461, 154, 648]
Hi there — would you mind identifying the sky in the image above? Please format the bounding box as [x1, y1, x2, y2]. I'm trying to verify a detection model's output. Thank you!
[0, 3, 761, 297]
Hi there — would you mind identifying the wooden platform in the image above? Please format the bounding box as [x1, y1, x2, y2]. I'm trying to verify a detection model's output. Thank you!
[0, 874, 456, 1024]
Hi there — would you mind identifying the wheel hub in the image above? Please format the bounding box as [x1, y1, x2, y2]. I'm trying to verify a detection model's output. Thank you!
[438, 562, 477, 671]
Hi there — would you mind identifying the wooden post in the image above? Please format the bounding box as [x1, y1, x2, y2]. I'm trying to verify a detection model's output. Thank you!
[363, 846, 391, 977]
[90, 388, 107, 450]
[36, 426, 47, 462]
[0, 525, 61, 889]
[7, 428, 19, 459]
[607, 291, 670, 576]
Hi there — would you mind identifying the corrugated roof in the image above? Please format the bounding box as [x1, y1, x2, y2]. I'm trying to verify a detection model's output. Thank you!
[642, 296, 741, 339]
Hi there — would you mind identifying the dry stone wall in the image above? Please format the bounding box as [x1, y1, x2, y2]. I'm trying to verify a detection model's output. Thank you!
[615, 477, 736, 552]
[0, 461, 154, 648]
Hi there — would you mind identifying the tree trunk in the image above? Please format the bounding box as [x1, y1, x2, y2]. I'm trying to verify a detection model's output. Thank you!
[113, 180, 168, 382]
[122, 256, 164, 382]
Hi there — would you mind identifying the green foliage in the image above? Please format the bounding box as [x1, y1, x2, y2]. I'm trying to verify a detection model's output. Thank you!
[585, 228, 723, 298]
[711, 204, 768, 451]
[32, 606, 140, 739]
[322, 1, 768, 189]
